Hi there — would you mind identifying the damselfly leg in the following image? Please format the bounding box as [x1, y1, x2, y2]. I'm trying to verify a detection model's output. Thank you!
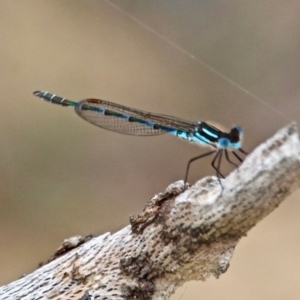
[184, 148, 247, 188]
[184, 150, 216, 185]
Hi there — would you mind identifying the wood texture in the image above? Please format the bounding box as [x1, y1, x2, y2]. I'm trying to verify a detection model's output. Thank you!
[1, 123, 299, 300]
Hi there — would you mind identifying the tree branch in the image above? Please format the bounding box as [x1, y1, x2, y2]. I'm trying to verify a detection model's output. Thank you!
[1, 123, 300, 300]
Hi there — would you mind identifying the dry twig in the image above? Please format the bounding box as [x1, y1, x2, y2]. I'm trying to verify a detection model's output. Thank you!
[1, 123, 300, 300]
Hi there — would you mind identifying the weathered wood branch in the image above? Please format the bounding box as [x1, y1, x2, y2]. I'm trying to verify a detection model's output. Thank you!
[1, 123, 300, 300]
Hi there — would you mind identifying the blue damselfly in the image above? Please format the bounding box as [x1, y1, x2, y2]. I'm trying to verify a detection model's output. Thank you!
[33, 91, 247, 186]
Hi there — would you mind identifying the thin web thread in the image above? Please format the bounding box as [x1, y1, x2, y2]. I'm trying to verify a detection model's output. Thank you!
[104, 0, 288, 121]
[178, 284, 188, 300]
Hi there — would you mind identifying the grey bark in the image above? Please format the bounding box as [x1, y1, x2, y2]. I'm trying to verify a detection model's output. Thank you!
[1, 123, 299, 300]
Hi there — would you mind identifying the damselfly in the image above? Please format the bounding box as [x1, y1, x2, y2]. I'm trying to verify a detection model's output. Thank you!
[33, 91, 247, 186]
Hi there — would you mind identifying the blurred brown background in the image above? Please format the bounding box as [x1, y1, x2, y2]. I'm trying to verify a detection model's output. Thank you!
[0, 1, 300, 299]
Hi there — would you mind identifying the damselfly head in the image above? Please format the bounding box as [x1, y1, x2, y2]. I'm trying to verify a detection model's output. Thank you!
[230, 126, 243, 140]
[228, 126, 243, 149]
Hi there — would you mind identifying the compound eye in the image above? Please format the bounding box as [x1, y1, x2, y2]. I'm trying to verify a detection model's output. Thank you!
[235, 126, 243, 135]
[229, 126, 242, 143]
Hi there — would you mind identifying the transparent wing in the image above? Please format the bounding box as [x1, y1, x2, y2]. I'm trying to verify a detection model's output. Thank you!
[75, 98, 196, 136]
